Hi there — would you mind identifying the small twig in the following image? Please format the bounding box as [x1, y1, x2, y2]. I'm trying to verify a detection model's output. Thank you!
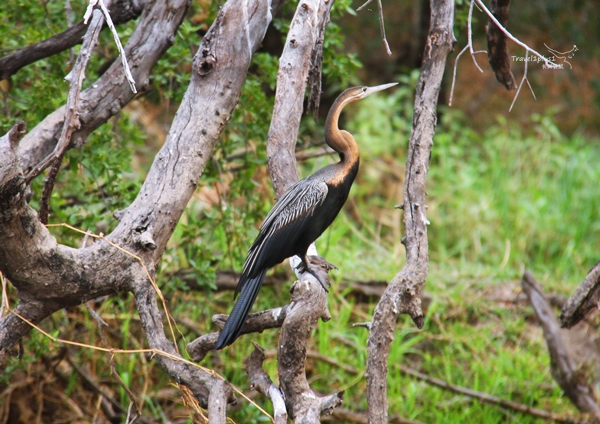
[509, 50, 533, 112]
[448, 46, 486, 106]
[357, 0, 391, 55]
[467, 0, 485, 73]
[26, 1, 109, 189]
[65, 0, 75, 67]
[85, 300, 143, 421]
[95, 0, 137, 93]
[398, 365, 583, 423]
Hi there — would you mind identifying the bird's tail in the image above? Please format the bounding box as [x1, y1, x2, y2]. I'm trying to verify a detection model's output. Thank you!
[214, 269, 267, 350]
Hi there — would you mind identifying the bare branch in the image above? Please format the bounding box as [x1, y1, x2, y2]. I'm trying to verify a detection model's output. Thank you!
[96, 0, 138, 93]
[560, 262, 600, 329]
[508, 50, 533, 112]
[207, 378, 231, 424]
[36, 2, 110, 222]
[187, 305, 291, 362]
[474, 0, 557, 68]
[357, 0, 391, 55]
[366, 1, 456, 422]
[0, 0, 286, 410]
[467, 0, 485, 73]
[522, 271, 600, 419]
[0, 0, 145, 80]
[17, 0, 189, 173]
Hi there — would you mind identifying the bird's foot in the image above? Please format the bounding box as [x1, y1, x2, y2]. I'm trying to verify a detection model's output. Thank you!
[296, 257, 330, 292]
[308, 255, 338, 271]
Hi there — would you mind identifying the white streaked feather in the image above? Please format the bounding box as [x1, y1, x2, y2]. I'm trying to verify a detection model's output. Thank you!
[242, 179, 328, 274]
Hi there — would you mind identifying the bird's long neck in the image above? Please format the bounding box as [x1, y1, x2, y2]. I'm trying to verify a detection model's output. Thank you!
[324, 94, 359, 166]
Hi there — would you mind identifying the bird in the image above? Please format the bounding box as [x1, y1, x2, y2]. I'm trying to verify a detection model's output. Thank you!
[214, 82, 398, 350]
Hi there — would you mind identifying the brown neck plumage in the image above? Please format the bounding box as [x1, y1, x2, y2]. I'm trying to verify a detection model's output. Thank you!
[324, 89, 360, 165]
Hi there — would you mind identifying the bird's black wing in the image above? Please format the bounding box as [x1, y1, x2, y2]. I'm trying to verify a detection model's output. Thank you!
[236, 178, 329, 295]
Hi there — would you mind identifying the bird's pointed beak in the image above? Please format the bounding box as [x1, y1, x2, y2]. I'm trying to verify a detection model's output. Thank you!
[364, 82, 398, 96]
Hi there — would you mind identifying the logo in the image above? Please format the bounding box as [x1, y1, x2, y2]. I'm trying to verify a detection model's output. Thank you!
[543, 44, 578, 69]
[511, 44, 578, 70]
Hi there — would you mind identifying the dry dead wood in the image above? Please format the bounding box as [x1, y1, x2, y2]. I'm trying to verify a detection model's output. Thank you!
[365, 1, 456, 422]
[522, 271, 600, 420]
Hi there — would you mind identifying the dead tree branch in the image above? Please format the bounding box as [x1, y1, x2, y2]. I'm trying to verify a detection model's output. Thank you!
[522, 271, 600, 419]
[37, 1, 110, 223]
[560, 262, 600, 329]
[17, 0, 189, 174]
[486, 0, 516, 90]
[0, 0, 145, 81]
[187, 304, 292, 362]
[365, 1, 456, 422]
[0, 0, 285, 409]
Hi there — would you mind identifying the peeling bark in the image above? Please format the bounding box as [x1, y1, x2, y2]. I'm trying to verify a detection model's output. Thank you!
[365, 0, 455, 422]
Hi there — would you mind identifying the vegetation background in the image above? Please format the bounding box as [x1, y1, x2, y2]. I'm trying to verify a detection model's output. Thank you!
[1, 0, 599, 422]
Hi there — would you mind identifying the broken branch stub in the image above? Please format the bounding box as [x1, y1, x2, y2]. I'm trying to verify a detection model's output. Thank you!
[486, 0, 517, 90]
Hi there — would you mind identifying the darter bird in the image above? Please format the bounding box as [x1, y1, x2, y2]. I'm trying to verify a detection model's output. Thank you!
[215, 83, 398, 349]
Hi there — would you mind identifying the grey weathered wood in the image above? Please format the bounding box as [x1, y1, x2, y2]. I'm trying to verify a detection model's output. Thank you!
[0, 0, 284, 408]
[187, 304, 292, 362]
[365, 0, 456, 422]
[523, 271, 600, 418]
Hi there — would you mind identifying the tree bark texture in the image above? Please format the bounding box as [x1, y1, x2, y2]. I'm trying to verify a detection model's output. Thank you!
[0, 0, 284, 408]
[0, 0, 145, 81]
[17, 0, 189, 172]
[365, 0, 455, 422]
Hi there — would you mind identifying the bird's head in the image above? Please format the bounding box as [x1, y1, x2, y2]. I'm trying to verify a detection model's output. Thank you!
[341, 82, 398, 104]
